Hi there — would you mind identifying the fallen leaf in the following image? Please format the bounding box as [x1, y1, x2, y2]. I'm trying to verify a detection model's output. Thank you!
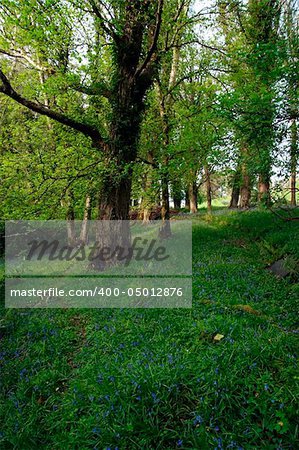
[213, 333, 224, 342]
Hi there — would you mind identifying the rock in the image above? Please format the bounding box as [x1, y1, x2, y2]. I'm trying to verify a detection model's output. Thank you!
[266, 259, 291, 278]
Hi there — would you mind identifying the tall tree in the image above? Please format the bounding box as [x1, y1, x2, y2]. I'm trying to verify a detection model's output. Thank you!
[0, 0, 168, 262]
[218, 0, 281, 207]
[283, 0, 299, 206]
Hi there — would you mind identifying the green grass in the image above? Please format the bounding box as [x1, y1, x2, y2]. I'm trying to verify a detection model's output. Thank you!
[0, 210, 298, 449]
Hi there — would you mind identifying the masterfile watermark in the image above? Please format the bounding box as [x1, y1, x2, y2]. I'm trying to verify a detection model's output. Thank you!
[6, 220, 192, 276]
[26, 237, 169, 265]
[5, 220, 192, 308]
[6, 278, 192, 308]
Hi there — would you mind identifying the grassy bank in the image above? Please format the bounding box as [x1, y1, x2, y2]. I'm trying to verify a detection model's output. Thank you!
[0, 210, 298, 449]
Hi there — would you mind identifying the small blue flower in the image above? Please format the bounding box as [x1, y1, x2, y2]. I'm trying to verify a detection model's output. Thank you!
[193, 415, 203, 426]
[151, 392, 160, 403]
[97, 374, 104, 384]
[177, 439, 183, 447]
[214, 436, 223, 449]
[167, 354, 174, 364]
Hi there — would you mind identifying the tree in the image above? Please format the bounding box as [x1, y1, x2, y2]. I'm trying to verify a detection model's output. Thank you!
[0, 0, 172, 265]
[283, 0, 299, 206]
[217, 0, 281, 207]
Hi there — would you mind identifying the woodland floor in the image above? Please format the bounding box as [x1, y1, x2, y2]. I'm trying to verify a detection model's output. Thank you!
[0, 209, 298, 449]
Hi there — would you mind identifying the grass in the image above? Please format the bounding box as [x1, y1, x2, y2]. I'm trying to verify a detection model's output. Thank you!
[0, 210, 298, 449]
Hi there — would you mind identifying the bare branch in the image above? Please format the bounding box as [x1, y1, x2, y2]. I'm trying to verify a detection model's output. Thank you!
[164, 39, 227, 56]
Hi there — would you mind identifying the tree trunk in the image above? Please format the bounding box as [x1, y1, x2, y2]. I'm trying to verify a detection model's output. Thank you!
[173, 195, 181, 209]
[160, 168, 172, 238]
[157, 43, 182, 238]
[229, 167, 241, 208]
[230, 186, 240, 208]
[205, 165, 212, 213]
[290, 118, 298, 206]
[139, 151, 154, 224]
[143, 208, 151, 224]
[80, 194, 92, 244]
[239, 173, 251, 208]
[66, 190, 76, 246]
[172, 181, 182, 209]
[189, 182, 198, 214]
[92, 22, 159, 266]
[92, 175, 133, 270]
[258, 174, 271, 206]
[98, 174, 132, 221]
[185, 189, 190, 210]
[239, 147, 251, 208]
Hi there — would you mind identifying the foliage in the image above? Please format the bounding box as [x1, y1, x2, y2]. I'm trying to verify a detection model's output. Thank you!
[0, 211, 298, 449]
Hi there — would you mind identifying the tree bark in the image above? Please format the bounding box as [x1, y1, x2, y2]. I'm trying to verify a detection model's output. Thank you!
[230, 186, 240, 208]
[290, 118, 298, 206]
[66, 190, 76, 246]
[93, 176, 133, 270]
[205, 165, 212, 213]
[80, 194, 92, 244]
[239, 173, 251, 208]
[189, 182, 198, 214]
[229, 167, 241, 208]
[258, 174, 271, 206]
[160, 165, 172, 238]
[185, 189, 190, 210]
[239, 147, 251, 208]
[139, 151, 154, 223]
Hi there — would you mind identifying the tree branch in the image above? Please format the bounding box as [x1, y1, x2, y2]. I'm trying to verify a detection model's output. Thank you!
[164, 39, 227, 56]
[135, 0, 164, 78]
[71, 80, 111, 98]
[0, 68, 103, 143]
[88, 0, 117, 39]
[136, 156, 159, 169]
[0, 48, 49, 72]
